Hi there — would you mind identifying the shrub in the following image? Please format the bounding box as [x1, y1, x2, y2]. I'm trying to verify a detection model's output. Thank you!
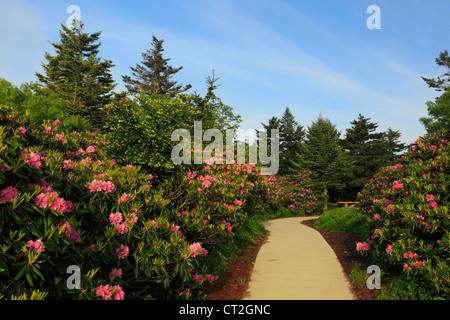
[315, 207, 369, 235]
[356, 130, 449, 299]
[261, 171, 326, 216]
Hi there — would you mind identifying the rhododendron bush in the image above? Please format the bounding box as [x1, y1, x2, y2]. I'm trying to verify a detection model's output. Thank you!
[263, 172, 326, 215]
[0, 105, 213, 299]
[0, 104, 326, 300]
[356, 130, 449, 299]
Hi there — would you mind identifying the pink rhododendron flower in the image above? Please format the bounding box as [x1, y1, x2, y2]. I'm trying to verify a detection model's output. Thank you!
[373, 214, 381, 221]
[111, 285, 125, 300]
[127, 213, 138, 223]
[429, 201, 438, 209]
[88, 179, 115, 193]
[428, 145, 437, 151]
[118, 193, 130, 204]
[109, 212, 123, 226]
[54, 119, 61, 125]
[18, 126, 26, 136]
[403, 251, 418, 259]
[233, 199, 243, 206]
[202, 179, 212, 188]
[192, 275, 203, 282]
[110, 268, 122, 278]
[412, 261, 425, 268]
[205, 274, 214, 285]
[86, 146, 96, 153]
[189, 242, 202, 257]
[148, 174, 153, 180]
[356, 242, 370, 251]
[0, 186, 19, 204]
[116, 223, 129, 235]
[115, 244, 129, 259]
[392, 180, 403, 191]
[26, 239, 45, 253]
[26, 152, 42, 168]
[95, 284, 112, 300]
[45, 126, 51, 134]
[386, 245, 393, 253]
[55, 134, 64, 142]
[426, 194, 434, 201]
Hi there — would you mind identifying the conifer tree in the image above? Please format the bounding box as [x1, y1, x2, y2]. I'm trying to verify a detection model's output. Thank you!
[122, 36, 191, 96]
[35, 21, 116, 125]
[293, 114, 348, 208]
[256, 115, 281, 158]
[278, 107, 304, 174]
[420, 50, 450, 133]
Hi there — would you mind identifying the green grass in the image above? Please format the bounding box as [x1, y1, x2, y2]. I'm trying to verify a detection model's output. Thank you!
[314, 206, 369, 235]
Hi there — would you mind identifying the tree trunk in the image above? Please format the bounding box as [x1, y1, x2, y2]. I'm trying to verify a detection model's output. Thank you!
[324, 186, 328, 211]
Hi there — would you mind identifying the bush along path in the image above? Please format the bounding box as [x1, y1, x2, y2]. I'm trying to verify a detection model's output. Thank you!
[356, 130, 449, 300]
[0, 105, 325, 300]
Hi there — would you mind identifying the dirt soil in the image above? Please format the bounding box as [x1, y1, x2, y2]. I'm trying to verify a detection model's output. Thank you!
[205, 217, 379, 300]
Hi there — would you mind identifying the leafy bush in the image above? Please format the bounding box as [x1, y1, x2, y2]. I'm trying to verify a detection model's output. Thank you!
[261, 171, 326, 216]
[106, 93, 201, 180]
[356, 130, 449, 299]
[314, 207, 369, 235]
[0, 105, 219, 300]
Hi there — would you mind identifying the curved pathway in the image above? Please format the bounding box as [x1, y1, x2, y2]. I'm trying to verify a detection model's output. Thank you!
[244, 216, 354, 300]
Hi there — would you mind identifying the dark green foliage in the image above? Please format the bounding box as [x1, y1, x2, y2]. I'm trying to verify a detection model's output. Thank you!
[339, 114, 405, 200]
[420, 50, 450, 133]
[293, 114, 348, 206]
[106, 93, 201, 179]
[278, 107, 305, 174]
[122, 36, 191, 96]
[35, 22, 116, 126]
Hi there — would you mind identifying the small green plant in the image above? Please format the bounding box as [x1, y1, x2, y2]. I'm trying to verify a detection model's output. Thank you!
[314, 207, 369, 235]
[349, 263, 369, 288]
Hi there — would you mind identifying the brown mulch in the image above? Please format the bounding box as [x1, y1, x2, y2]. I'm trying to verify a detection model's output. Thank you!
[205, 217, 379, 300]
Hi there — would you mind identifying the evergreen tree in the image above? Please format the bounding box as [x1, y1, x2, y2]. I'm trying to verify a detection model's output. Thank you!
[381, 128, 407, 165]
[293, 114, 348, 208]
[420, 50, 450, 133]
[278, 107, 304, 174]
[256, 115, 280, 159]
[122, 36, 191, 96]
[421, 50, 450, 93]
[35, 21, 116, 125]
[339, 114, 387, 200]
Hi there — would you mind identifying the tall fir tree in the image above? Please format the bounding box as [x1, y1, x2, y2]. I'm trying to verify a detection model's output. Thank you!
[122, 36, 191, 96]
[35, 21, 116, 126]
[256, 115, 281, 159]
[380, 128, 407, 165]
[293, 114, 348, 208]
[278, 107, 304, 174]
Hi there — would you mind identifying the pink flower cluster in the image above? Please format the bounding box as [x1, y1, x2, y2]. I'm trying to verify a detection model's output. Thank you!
[88, 179, 115, 193]
[26, 239, 45, 253]
[0, 186, 19, 204]
[115, 244, 129, 259]
[55, 134, 64, 142]
[356, 242, 370, 251]
[109, 212, 135, 235]
[57, 221, 80, 243]
[403, 251, 418, 259]
[95, 284, 125, 300]
[425, 193, 438, 209]
[189, 242, 208, 258]
[35, 186, 74, 214]
[392, 180, 403, 191]
[21, 150, 42, 169]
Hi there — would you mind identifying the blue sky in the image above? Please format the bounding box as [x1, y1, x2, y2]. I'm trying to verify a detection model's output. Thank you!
[1, 0, 449, 144]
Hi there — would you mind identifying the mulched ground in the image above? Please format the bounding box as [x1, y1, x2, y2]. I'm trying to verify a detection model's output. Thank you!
[205, 217, 379, 300]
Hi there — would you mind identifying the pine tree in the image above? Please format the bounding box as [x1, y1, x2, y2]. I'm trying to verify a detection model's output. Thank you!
[278, 107, 304, 174]
[421, 50, 450, 93]
[35, 21, 116, 125]
[420, 50, 450, 133]
[380, 128, 407, 165]
[122, 36, 191, 96]
[256, 115, 281, 158]
[294, 114, 348, 208]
